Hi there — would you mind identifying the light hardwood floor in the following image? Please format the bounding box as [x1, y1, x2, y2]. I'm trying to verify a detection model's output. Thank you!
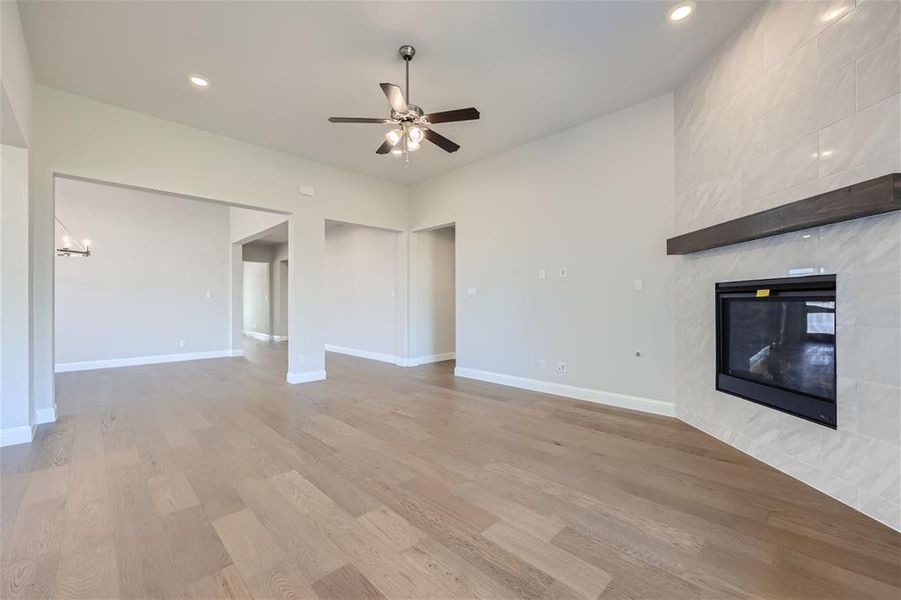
[2, 339, 899, 599]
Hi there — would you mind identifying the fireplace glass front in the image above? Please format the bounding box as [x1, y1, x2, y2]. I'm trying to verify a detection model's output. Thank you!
[716, 275, 837, 428]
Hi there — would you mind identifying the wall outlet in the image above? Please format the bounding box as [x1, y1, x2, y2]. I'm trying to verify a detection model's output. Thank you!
[633, 278, 643, 291]
[559, 267, 568, 278]
[298, 185, 315, 196]
[537, 268, 546, 280]
[179, 339, 186, 348]
[538, 359, 546, 370]
[466, 286, 478, 297]
[556, 361, 566, 373]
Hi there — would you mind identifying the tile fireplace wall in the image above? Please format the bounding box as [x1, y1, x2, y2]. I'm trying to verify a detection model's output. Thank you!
[673, 0, 900, 529]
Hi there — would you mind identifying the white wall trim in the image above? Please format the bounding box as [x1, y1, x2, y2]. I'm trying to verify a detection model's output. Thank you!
[55, 349, 241, 373]
[325, 344, 401, 366]
[0, 425, 36, 447]
[286, 370, 327, 384]
[405, 352, 456, 366]
[325, 345, 455, 367]
[34, 406, 57, 424]
[244, 331, 287, 343]
[454, 367, 676, 418]
[228, 349, 245, 357]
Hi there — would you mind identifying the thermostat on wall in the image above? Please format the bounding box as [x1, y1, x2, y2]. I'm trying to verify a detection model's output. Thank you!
[298, 185, 315, 196]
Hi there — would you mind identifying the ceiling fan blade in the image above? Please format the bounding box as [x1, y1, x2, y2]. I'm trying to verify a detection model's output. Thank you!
[328, 117, 391, 123]
[376, 140, 393, 154]
[424, 107, 480, 124]
[380, 83, 408, 114]
[424, 128, 460, 153]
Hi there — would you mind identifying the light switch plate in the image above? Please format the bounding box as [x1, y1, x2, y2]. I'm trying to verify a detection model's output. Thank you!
[466, 286, 478, 296]
[634, 279, 643, 291]
[537, 268, 546, 279]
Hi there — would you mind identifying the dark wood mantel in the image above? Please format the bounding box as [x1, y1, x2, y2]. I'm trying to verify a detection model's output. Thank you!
[667, 173, 901, 255]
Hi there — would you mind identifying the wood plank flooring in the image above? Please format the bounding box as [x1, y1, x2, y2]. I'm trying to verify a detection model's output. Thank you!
[2, 339, 899, 599]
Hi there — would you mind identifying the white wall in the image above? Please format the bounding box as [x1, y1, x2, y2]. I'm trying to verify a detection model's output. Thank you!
[271, 243, 289, 338]
[29, 84, 410, 411]
[673, 0, 900, 530]
[0, 2, 35, 445]
[413, 227, 456, 360]
[242, 261, 270, 335]
[0, 145, 32, 443]
[410, 94, 675, 413]
[1, 0, 34, 147]
[242, 243, 274, 263]
[54, 178, 230, 366]
[325, 223, 399, 357]
[230, 206, 287, 243]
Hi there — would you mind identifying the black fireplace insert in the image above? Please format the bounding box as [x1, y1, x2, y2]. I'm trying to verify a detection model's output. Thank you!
[715, 275, 836, 428]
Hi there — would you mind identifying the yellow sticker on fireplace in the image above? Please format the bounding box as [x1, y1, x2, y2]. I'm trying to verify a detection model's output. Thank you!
[756, 289, 770, 297]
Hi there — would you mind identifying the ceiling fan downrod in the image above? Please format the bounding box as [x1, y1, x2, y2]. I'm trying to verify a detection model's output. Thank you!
[399, 44, 415, 104]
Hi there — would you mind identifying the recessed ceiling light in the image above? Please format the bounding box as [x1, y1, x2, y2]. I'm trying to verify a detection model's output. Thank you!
[189, 75, 209, 88]
[668, 1, 696, 22]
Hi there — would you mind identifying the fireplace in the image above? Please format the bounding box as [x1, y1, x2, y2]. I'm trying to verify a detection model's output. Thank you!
[715, 275, 837, 428]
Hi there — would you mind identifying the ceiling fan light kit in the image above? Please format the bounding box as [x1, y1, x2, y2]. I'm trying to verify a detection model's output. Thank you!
[328, 45, 480, 163]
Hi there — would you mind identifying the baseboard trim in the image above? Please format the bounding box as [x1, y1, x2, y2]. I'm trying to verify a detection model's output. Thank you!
[55, 349, 241, 373]
[286, 370, 327, 384]
[325, 344, 401, 365]
[408, 352, 456, 366]
[34, 406, 57, 425]
[244, 330, 271, 341]
[454, 367, 676, 417]
[325, 345, 455, 367]
[272, 335, 288, 342]
[0, 424, 36, 447]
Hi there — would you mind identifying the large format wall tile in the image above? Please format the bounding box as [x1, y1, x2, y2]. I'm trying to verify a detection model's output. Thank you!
[674, 1, 901, 531]
[818, 94, 901, 176]
[858, 381, 901, 446]
[817, 0, 900, 75]
[857, 36, 900, 110]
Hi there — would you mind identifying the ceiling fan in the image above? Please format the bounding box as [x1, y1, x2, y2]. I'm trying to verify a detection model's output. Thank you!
[328, 45, 480, 162]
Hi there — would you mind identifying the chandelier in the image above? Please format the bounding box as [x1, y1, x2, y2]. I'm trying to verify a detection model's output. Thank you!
[55, 216, 91, 257]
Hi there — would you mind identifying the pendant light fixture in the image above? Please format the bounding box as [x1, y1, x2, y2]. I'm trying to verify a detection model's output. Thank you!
[55, 216, 92, 257]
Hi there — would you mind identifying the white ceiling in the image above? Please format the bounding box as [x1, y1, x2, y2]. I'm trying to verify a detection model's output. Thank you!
[20, 1, 761, 185]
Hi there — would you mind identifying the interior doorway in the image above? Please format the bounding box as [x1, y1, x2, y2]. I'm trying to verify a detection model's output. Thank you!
[52, 175, 289, 382]
[242, 261, 270, 340]
[240, 221, 289, 343]
[53, 176, 234, 372]
[412, 224, 456, 365]
[323, 219, 401, 363]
